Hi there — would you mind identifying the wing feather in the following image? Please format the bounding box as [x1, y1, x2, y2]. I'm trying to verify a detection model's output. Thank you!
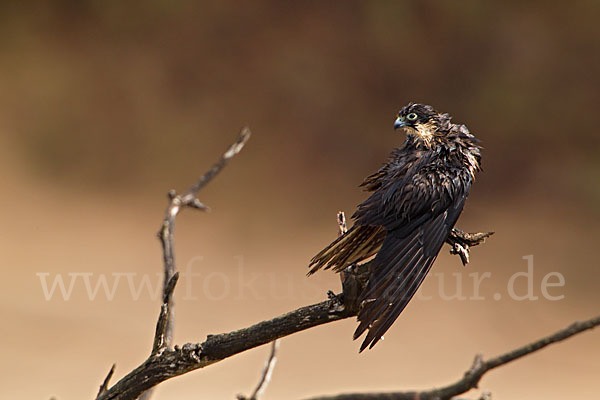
[308, 225, 386, 275]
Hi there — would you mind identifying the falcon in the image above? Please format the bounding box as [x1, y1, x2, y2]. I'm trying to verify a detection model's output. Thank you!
[308, 103, 482, 351]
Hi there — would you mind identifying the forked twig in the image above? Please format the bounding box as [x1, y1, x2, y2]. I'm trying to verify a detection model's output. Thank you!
[156, 126, 252, 351]
[97, 128, 251, 400]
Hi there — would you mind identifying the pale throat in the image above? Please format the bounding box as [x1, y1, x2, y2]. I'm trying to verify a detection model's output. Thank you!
[403, 121, 437, 145]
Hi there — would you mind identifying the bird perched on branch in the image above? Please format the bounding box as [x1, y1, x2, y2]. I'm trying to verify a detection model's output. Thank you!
[308, 103, 482, 351]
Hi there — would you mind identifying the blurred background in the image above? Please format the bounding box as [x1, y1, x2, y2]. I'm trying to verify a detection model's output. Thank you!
[1, 1, 599, 399]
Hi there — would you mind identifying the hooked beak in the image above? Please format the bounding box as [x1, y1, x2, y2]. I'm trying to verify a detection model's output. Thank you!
[394, 117, 406, 130]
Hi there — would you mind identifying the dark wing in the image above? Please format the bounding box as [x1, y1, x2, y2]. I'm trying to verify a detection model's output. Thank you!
[359, 146, 409, 193]
[353, 159, 472, 351]
[359, 167, 388, 192]
[308, 225, 386, 275]
[308, 158, 394, 275]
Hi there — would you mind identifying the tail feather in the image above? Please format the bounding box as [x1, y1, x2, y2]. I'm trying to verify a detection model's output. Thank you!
[308, 225, 385, 275]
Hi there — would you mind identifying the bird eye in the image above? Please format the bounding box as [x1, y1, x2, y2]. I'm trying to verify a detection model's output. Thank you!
[407, 113, 418, 121]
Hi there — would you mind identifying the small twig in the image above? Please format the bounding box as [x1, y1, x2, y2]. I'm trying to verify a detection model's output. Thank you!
[238, 339, 281, 400]
[251, 339, 280, 399]
[337, 211, 348, 284]
[184, 127, 251, 199]
[302, 314, 600, 400]
[152, 273, 180, 355]
[97, 364, 116, 398]
[335, 211, 366, 312]
[156, 126, 252, 350]
[337, 211, 347, 236]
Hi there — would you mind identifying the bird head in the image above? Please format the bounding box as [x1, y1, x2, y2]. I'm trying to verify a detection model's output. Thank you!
[394, 103, 439, 143]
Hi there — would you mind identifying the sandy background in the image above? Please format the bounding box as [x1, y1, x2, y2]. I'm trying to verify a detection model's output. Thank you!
[1, 2, 599, 399]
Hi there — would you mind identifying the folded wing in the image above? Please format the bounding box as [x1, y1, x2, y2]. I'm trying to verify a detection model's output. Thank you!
[352, 155, 473, 351]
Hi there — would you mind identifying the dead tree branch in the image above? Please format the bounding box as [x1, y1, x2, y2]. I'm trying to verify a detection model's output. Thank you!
[137, 128, 250, 400]
[95, 128, 252, 400]
[303, 314, 600, 400]
[96, 291, 355, 400]
[156, 126, 251, 349]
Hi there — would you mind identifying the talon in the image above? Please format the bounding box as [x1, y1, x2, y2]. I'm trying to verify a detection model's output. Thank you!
[451, 243, 470, 265]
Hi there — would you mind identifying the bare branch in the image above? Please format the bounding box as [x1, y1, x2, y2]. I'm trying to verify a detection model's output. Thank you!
[183, 126, 252, 200]
[302, 314, 600, 400]
[96, 293, 355, 400]
[155, 126, 252, 351]
[97, 128, 251, 400]
[252, 339, 280, 399]
[158, 127, 251, 342]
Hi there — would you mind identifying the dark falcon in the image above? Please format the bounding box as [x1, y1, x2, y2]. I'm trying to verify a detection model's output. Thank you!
[308, 103, 482, 351]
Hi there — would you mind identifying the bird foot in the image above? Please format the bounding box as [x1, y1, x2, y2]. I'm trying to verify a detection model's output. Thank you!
[447, 228, 494, 266]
